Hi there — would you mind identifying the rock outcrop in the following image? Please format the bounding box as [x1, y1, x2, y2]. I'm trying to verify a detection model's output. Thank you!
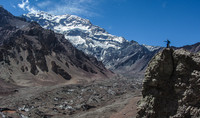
[137, 48, 200, 118]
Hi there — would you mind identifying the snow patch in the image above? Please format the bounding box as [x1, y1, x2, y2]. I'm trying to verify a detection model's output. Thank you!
[65, 36, 86, 45]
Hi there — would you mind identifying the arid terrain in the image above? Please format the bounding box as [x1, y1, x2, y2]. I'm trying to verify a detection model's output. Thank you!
[0, 6, 143, 118]
[0, 75, 142, 118]
[1, 4, 200, 118]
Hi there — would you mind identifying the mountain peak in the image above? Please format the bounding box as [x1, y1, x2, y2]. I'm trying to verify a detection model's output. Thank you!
[0, 6, 14, 26]
[0, 7, 113, 87]
[22, 12, 126, 46]
[0, 6, 12, 16]
[22, 11, 159, 78]
[25, 11, 92, 26]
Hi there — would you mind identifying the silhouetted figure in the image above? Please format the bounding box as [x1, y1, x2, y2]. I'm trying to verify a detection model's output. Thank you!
[164, 40, 171, 48]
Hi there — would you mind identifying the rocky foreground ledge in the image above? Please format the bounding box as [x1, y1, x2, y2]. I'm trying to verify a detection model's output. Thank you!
[137, 48, 200, 118]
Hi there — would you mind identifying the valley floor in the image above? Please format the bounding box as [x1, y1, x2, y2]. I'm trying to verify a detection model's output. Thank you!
[0, 76, 141, 118]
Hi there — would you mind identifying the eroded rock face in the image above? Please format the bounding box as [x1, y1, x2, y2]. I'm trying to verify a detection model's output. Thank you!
[137, 48, 200, 118]
[51, 61, 71, 80]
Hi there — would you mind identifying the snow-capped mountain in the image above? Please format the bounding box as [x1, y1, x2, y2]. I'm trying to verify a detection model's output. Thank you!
[0, 7, 113, 87]
[24, 12, 126, 49]
[22, 12, 161, 78]
[142, 44, 161, 51]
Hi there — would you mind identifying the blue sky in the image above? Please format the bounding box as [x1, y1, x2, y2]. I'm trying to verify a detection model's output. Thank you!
[0, 0, 200, 47]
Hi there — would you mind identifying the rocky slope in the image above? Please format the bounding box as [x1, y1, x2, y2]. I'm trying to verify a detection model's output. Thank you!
[0, 76, 141, 118]
[0, 6, 113, 88]
[22, 12, 161, 77]
[179, 42, 200, 53]
[137, 48, 200, 118]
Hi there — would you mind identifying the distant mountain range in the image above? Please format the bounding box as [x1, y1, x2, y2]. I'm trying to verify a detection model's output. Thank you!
[0, 6, 113, 88]
[22, 12, 161, 78]
[176, 42, 200, 53]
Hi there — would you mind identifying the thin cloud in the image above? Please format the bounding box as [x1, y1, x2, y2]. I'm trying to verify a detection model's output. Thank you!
[46, 0, 99, 17]
[18, 0, 29, 10]
[108, 26, 112, 30]
[17, 0, 100, 17]
[37, 1, 52, 8]
[162, 1, 167, 8]
[18, 0, 38, 13]
[12, 5, 16, 9]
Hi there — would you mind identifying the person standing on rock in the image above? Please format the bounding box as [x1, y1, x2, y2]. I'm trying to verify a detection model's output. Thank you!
[164, 39, 171, 48]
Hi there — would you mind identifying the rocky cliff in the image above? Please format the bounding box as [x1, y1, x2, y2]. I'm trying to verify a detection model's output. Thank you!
[137, 48, 200, 118]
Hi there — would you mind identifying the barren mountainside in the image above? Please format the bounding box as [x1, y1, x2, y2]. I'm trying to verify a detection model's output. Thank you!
[0, 6, 113, 89]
